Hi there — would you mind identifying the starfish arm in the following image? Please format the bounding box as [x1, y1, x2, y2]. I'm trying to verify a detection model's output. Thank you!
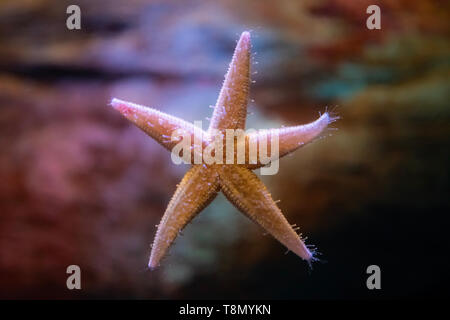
[244, 112, 334, 169]
[110, 98, 207, 157]
[208, 31, 251, 133]
[149, 165, 220, 269]
[219, 166, 312, 261]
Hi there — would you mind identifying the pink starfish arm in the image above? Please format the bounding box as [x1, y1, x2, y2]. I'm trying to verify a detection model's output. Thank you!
[244, 112, 335, 169]
[208, 31, 251, 133]
[276, 112, 334, 158]
[110, 98, 207, 158]
[148, 165, 220, 269]
[219, 165, 313, 261]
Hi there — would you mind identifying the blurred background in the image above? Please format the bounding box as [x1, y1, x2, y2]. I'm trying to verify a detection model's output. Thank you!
[0, 0, 449, 299]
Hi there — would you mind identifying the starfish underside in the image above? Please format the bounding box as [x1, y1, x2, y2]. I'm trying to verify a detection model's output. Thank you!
[110, 31, 335, 269]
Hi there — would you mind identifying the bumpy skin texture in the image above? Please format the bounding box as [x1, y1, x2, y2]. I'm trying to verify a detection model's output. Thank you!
[110, 31, 334, 269]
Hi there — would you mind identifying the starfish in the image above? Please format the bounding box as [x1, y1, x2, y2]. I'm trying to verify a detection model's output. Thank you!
[109, 31, 336, 269]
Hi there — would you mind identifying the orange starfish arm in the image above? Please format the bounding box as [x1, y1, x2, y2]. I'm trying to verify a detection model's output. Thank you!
[244, 112, 335, 169]
[110, 98, 207, 156]
[148, 165, 220, 269]
[208, 31, 251, 133]
[219, 166, 312, 261]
